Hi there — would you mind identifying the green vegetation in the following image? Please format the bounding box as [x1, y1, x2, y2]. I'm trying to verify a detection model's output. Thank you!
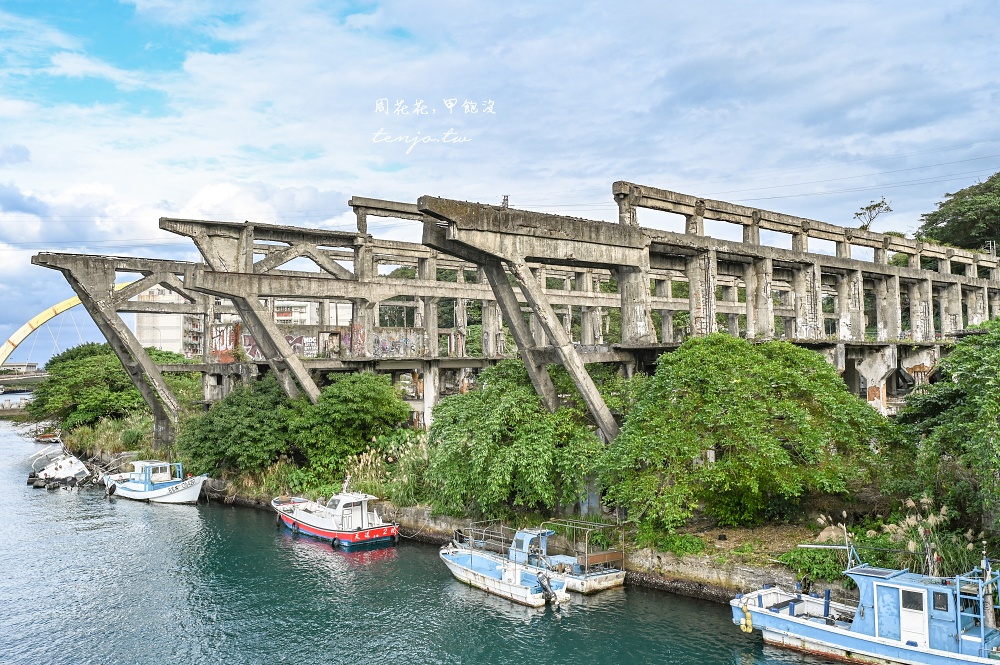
[917, 170, 1000, 251]
[28, 343, 200, 429]
[600, 334, 892, 529]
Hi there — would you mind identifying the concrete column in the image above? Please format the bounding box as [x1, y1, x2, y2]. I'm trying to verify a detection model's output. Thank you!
[966, 286, 989, 327]
[744, 257, 774, 339]
[615, 193, 637, 226]
[655, 278, 674, 342]
[351, 299, 376, 357]
[355, 207, 368, 234]
[685, 200, 705, 236]
[354, 244, 375, 281]
[940, 283, 962, 335]
[743, 211, 760, 245]
[909, 248, 922, 269]
[481, 299, 502, 357]
[686, 249, 717, 337]
[875, 275, 901, 341]
[836, 241, 851, 259]
[857, 345, 898, 415]
[792, 233, 808, 254]
[454, 268, 467, 356]
[908, 279, 934, 342]
[422, 361, 438, 429]
[793, 263, 823, 340]
[576, 271, 598, 346]
[619, 266, 656, 344]
[990, 289, 1000, 320]
[837, 270, 865, 342]
[530, 312, 547, 346]
[423, 297, 439, 357]
[721, 284, 740, 336]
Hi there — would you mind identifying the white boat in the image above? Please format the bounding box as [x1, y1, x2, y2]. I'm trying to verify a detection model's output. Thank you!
[272, 488, 399, 549]
[733, 545, 1000, 664]
[455, 520, 626, 594]
[102, 461, 206, 504]
[440, 542, 570, 608]
[27, 445, 90, 485]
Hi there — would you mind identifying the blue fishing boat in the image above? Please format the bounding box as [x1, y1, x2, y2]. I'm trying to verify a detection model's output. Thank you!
[439, 541, 570, 608]
[732, 546, 1000, 663]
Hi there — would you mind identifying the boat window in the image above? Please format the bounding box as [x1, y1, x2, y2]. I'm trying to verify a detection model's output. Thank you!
[901, 590, 923, 611]
[933, 592, 948, 612]
[514, 538, 524, 550]
[325, 498, 340, 510]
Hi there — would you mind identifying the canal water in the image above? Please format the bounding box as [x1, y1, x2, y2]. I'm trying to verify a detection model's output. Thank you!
[0, 422, 833, 664]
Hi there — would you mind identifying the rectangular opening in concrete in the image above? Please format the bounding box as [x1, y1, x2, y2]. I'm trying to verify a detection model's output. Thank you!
[703, 218, 744, 242]
[637, 209, 687, 234]
[760, 229, 792, 250]
[379, 263, 412, 277]
[810, 238, 837, 256]
[851, 245, 875, 262]
[951, 262, 968, 276]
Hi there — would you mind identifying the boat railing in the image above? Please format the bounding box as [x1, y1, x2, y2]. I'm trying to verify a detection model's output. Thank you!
[541, 518, 626, 571]
[459, 520, 517, 555]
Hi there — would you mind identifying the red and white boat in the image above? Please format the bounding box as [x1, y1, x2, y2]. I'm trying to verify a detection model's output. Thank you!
[272, 485, 399, 550]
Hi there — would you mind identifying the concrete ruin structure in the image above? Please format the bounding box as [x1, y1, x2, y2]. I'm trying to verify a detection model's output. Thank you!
[31, 182, 1000, 446]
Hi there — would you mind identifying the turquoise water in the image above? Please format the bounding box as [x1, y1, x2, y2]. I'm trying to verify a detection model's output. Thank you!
[0, 422, 833, 664]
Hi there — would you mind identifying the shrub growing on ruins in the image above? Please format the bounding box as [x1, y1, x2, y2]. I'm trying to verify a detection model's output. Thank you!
[600, 334, 894, 529]
[425, 360, 601, 516]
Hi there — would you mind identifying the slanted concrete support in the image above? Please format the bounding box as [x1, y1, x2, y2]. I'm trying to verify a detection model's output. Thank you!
[838, 270, 865, 341]
[793, 263, 823, 340]
[506, 260, 619, 441]
[875, 275, 901, 341]
[619, 266, 656, 344]
[744, 257, 773, 339]
[686, 249, 717, 337]
[238, 295, 321, 401]
[908, 279, 935, 342]
[32, 255, 180, 446]
[481, 261, 557, 412]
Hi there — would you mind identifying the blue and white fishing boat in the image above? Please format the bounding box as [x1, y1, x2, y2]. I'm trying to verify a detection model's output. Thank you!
[732, 546, 1000, 664]
[102, 460, 207, 504]
[440, 540, 570, 608]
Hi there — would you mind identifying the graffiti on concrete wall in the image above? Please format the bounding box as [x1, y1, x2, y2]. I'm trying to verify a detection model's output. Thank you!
[239, 333, 320, 361]
[209, 323, 239, 362]
[372, 328, 423, 358]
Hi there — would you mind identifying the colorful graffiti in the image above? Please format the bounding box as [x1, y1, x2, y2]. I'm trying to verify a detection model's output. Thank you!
[371, 328, 423, 358]
[210, 323, 240, 362]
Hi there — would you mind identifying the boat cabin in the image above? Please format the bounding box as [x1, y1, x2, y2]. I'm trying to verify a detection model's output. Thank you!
[508, 528, 580, 573]
[321, 492, 382, 530]
[846, 563, 1000, 657]
[127, 461, 181, 487]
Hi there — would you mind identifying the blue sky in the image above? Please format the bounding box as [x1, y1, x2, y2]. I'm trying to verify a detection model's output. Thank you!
[1, 1, 999, 363]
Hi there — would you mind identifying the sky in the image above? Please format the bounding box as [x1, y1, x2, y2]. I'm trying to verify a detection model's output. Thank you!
[1, 0, 999, 363]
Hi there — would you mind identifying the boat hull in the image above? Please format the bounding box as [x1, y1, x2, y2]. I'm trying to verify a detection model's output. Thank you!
[276, 511, 398, 549]
[732, 593, 995, 665]
[108, 475, 207, 504]
[563, 570, 626, 594]
[440, 547, 570, 608]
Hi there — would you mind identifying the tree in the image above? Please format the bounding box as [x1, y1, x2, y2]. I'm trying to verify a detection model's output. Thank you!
[854, 197, 893, 231]
[28, 343, 197, 429]
[600, 334, 893, 529]
[425, 360, 601, 516]
[287, 372, 410, 470]
[177, 373, 293, 475]
[917, 171, 1000, 251]
[896, 318, 1000, 532]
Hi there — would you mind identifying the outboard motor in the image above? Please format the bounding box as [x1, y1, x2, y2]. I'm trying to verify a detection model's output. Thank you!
[105, 482, 117, 498]
[536, 571, 559, 607]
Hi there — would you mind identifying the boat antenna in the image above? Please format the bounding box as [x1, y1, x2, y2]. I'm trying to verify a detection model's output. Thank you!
[341, 474, 351, 493]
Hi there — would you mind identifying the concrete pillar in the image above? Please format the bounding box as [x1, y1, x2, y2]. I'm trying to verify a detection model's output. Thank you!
[351, 299, 376, 357]
[721, 284, 740, 336]
[908, 279, 935, 342]
[792, 232, 808, 254]
[615, 193, 637, 226]
[837, 270, 865, 341]
[966, 286, 988, 327]
[355, 207, 368, 234]
[875, 275, 901, 341]
[481, 300, 502, 357]
[793, 263, 823, 339]
[655, 278, 674, 342]
[686, 249, 717, 337]
[836, 241, 851, 259]
[857, 345, 898, 415]
[909, 249, 922, 269]
[354, 244, 375, 281]
[685, 200, 705, 236]
[743, 211, 760, 245]
[990, 289, 1000, 320]
[576, 271, 598, 346]
[940, 283, 962, 335]
[454, 268, 468, 356]
[744, 257, 774, 340]
[422, 361, 438, 429]
[423, 297, 439, 357]
[619, 266, 656, 344]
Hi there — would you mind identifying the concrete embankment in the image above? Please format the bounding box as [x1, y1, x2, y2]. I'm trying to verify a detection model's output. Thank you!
[198, 482, 848, 606]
